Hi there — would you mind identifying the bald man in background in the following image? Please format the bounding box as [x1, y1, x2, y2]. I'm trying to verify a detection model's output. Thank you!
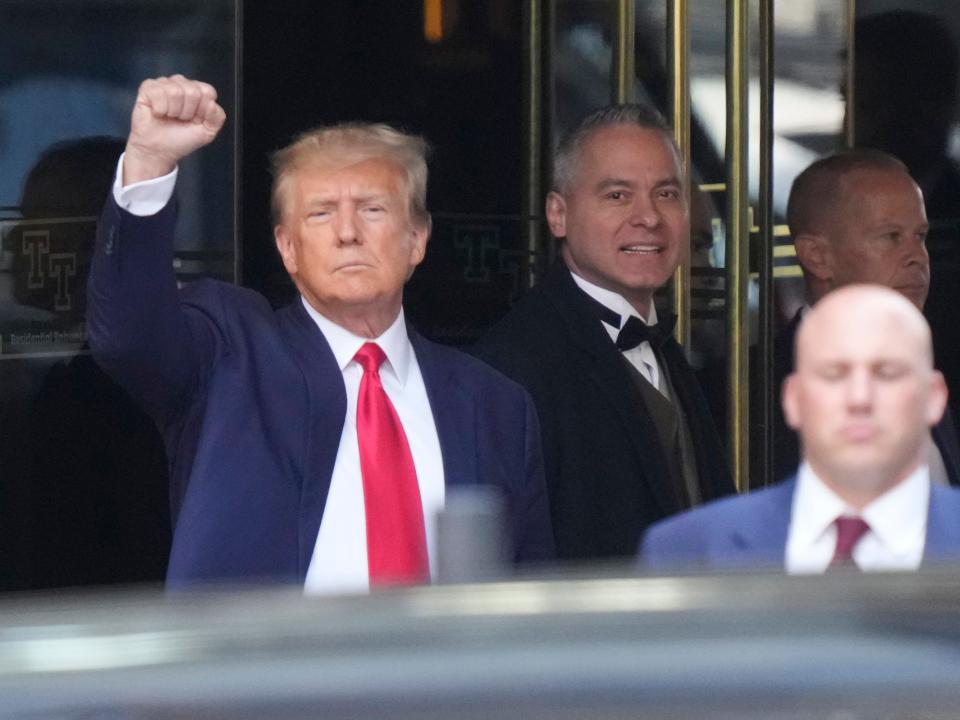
[643, 285, 960, 573]
[772, 150, 960, 486]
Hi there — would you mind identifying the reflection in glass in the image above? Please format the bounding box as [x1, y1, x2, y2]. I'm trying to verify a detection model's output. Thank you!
[0, 1, 236, 591]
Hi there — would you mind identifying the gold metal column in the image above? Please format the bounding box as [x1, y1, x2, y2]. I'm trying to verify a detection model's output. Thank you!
[844, 0, 857, 147]
[667, 0, 691, 348]
[524, 0, 547, 286]
[613, 0, 636, 102]
[757, 0, 775, 487]
[726, 0, 750, 493]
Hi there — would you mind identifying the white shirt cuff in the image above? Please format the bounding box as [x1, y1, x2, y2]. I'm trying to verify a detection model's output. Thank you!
[112, 152, 178, 217]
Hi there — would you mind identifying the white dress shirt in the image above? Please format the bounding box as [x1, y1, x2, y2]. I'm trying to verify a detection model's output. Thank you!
[785, 462, 929, 574]
[570, 272, 664, 391]
[300, 305, 444, 594]
[112, 157, 178, 215]
[113, 156, 446, 595]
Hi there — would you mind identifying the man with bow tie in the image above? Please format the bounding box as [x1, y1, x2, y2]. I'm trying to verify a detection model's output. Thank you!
[475, 104, 733, 561]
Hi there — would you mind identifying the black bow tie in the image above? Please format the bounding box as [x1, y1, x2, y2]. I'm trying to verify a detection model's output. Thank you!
[616, 314, 677, 351]
[581, 290, 676, 351]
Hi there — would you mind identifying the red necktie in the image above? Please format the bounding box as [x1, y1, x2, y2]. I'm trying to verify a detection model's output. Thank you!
[830, 516, 871, 567]
[354, 343, 429, 587]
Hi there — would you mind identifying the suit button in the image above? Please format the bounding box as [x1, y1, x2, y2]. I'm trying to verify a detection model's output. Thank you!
[104, 227, 116, 255]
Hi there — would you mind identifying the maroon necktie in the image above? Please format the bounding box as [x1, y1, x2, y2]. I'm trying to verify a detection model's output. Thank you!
[830, 516, 871, 567]
[354, 343, 429, 586]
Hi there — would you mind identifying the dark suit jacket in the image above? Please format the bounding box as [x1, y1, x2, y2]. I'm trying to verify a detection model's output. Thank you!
[87, 197, 554, 587]
[642, 476, 960, 571]
[473, 261, 733, 561]
[773, 309, 960, 485]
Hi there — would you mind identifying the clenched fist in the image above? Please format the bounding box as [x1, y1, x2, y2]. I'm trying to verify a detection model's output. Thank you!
[123, 74, 227, 185]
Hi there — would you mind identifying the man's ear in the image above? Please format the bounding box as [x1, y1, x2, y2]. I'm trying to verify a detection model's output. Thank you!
[926, 370, 949, 427]
[781, 373, 802, 430]
[545, 191, 567, 238]
[274, 225, 298, 276]
[408, 218, 431, 269]
[793, 233, 833, 281]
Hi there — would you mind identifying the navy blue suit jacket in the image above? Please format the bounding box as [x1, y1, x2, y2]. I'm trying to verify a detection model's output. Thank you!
[641, 476, 960, 572]
[88, 197, 554, 586]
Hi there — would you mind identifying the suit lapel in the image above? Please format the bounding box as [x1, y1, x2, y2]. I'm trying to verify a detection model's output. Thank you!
[932, 406, 960, 486]
[720, 479, 795, 566]
[410, 328, 478, 491]
[277, 307, 480, 580]
[276, 300, 348, 580]
[543, 264, 680, 516]
[923, 484, 960, 563]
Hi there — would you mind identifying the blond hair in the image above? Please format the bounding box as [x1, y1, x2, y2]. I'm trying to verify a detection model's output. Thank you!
[271, 123, 430, 227]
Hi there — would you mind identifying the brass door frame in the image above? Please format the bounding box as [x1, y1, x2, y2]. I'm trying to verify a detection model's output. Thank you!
[525, 0, 549, 288]
[614, 0, 636, 102]
[756, 0, 775, 489]
[726, 0, 750, 493]
[668, 0, 691, 350]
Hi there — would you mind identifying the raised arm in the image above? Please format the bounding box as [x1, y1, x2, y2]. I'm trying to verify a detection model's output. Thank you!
[87, 75, 227, 427]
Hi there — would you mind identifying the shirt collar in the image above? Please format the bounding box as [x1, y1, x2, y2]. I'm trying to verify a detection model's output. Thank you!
[861, 465, 929, 556]
[791, 462, 849, 547]
[570, 271, 658, 327]
[300, 297, 411, 386]
[792, 461, 930, 553]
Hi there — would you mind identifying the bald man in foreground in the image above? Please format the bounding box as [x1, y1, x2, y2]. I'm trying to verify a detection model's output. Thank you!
[643, 285, 960, 573]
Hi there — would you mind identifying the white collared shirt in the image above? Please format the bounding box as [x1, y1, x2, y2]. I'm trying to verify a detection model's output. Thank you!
[301, 304, 445, 595]
[114, 157, 446, 595]
[570, 272, 663, 390]
[785, 462, 929, 574]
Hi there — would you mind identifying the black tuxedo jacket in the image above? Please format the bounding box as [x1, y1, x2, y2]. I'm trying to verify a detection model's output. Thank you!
[474, 261, 733, 560]
[773, 309, 960, 485]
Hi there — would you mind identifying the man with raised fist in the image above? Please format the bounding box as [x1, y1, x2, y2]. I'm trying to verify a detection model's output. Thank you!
[88, 75, 553, 591]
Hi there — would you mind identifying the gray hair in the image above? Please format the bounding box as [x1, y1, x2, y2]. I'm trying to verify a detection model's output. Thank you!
[552, 103, 678, 194]
[271, 122, 430, 228]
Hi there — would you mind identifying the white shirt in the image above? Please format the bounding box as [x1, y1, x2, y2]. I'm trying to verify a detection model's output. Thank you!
[114, 157, 446, 595]
[785, 462, 929, 574]
[112, 157, 178, 215]
[300, 306, 445, 595]
[570, 272, 664, 391]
